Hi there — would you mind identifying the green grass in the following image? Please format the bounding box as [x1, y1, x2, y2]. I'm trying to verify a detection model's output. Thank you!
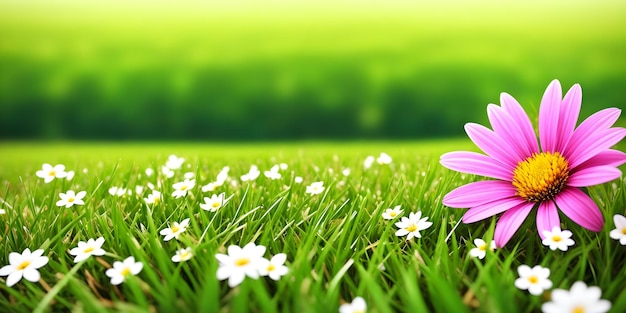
[0, 140, 625, 312]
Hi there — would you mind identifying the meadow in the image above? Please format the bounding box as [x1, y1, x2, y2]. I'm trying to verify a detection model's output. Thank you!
[0, 140, 625, 312]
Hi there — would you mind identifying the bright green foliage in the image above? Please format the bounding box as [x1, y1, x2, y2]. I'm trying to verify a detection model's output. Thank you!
[0, 141, 624, 312]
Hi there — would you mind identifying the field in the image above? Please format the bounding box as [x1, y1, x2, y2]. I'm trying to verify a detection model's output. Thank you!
[0, 140, 625, 312]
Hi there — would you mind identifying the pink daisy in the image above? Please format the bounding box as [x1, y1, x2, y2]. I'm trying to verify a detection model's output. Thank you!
[441, 80, 626, 247]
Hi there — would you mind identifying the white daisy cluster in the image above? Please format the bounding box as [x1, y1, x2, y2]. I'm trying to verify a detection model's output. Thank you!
[216, 242, 289, 287]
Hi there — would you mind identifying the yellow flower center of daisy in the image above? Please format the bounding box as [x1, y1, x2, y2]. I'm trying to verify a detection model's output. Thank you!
[171, 225, 180, 233]
[478, 243, 487, 251]
[120, 267, 131, 276]
[212, 201, 221, 208]
[552, 235, 562, 242]
[49, 171, 56, 177]
[17, 261, 31, 270]
[405, 224, 417, 232]
[84, 247, 95, 253]
[527, 275, 539, 284]
[180, 251, 190, 259]
[267, 264, 276, 272]
[512, 152, 569, 202]
[621, 227, 626, 235]
[68, 197, 75, 203]
[571, 306, 585, 313]
[390, 211, 397, 217]
[235, 258, 249, 267]
[180, 185, 188, 191]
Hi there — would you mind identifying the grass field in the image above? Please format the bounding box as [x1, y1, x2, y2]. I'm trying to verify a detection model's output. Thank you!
[0, 140, 624, 312]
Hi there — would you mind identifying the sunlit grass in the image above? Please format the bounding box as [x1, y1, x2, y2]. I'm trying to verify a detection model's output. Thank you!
[0, 141, 624, 312]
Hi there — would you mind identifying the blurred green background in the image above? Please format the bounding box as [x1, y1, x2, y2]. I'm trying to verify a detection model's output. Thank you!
[1, 0, 625, 141]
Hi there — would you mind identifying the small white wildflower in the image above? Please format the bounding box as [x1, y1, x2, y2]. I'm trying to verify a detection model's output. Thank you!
[241, 165, 261, 182]
[294, 176, 303, 184]
[339, 297, 367, 313]
[216, 243, 266, 287]
[609, 214, 626, 245]
[144, 190, 162, 205]
[541, 227, 575, 251]
[305, 181, 325, 195]
[377, 152, 392, 165]
[65, 170, 75, 181]
[382, 205, 403, 220]
[264, 165, 281, 180]
[159, 218, 190, 241]
[514, 265, 552, 295]
[145, 168, 154, 177]
[165, 154, 185, 170]
[201, 182, 220, 192]
[172, 179, 195, 198]
[172, 247, 193, 263]
[108, 186, 128, 197]
[105, 256, 143, 285]
[0, 248, 49, 287]
[161, 166, 175, 178]
[363, 156, 375, 169]
[469, 238, 496, 259]
[184, 172, 195, 179]
[200, 193, 230, 212]
[541, 281, 611, 313]
[69, 237, 106, 263]
[342, 168, 351, 176]
[56, 190, 86, 208]
[257, 253, 289, 281]
[394, 211, 432, 240]
[36, 163, 67, 183]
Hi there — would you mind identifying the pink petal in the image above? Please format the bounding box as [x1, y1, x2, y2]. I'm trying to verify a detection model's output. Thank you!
[573, 149, 626, 170]
[567, 166, 622, 187]
[443, 180, 517, 208]
[554, 187, 603, 232]
[536, 201, 560, 239]
[500, 93, 540, 155]
[555, 84, 582, 151]
[564, 108, 621, 160]
[567, 127, 626, 169]
[464, 123, 520, 168]
[538, 80, 562, 152]
[440, 151, 513, 180]
[494, 202, 534, 248]
[462, 197, 526, 223]
[487, 104, 534, 160]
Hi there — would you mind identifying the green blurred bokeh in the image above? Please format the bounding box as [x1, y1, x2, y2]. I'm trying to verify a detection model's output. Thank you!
[1, 0, 625, 140]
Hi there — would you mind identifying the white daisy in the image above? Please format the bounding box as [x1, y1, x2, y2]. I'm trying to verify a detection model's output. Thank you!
[172, 179, 195, 198]
[172, 247, 193, 263]
[144, 190, 162, 205]
[105, 256, 143, 285]
[382, 205, 403, 220]
[0, 248, 49, 287]
[36, 163, 67, 183]
[469, 238, 496, 259]
[305, 181, 325, 195]
[159, 218, 190, 241]
[56, 190, 87, 208]
[241, 165, 261, 182]
[376, 152, 392, 165]
[394, 211, 433, 240]
[264, 165, 281, 180]
[69, 237, 106, 263]
[294, 176, 303, 184]
[542, 227, 575, 251]
[161, 166, 175, 178]
[363, 156, 375, 169]
[200, 193, 229, 212]
[339, 297, 367, 313]
[514, 265, 553, 295]
[542, 281, 611, 313]
[165, 154, 185, 170]
[609, 214, 626, 245]
[257, 253, 288, 281]
[216, 242, 266, 287]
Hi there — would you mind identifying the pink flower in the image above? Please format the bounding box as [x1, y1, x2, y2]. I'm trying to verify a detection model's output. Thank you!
[441, 80, 626, 247]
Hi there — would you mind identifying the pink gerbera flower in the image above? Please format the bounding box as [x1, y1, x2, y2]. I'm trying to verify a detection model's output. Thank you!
[441, 80, 626, 247]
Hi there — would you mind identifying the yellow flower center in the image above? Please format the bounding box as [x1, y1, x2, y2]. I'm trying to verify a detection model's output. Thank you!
[235, 258, 250, 267]
[180, 251, 190, 259]
[267, 264, 276, 272]
[17, 261, 31, 270]
[68, 197, 75, 203]
[621, 227, 626, 235]
[405, 224, 417, 232]
[49, 171, 56, 177]
[212, 201, 221, 208]
[180, 185, 188, 191]
[120, 267, 131, 276]
[389, 211, 397, 217]
[552, 235, 562, 242]
[171, 225, 180, 233]
[571, 306, 585, 313]
[84, 247, 95, 253]
[512, 152, 569, 202]
[527, 275, 539, 284]
[478, 243, 487, 251]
